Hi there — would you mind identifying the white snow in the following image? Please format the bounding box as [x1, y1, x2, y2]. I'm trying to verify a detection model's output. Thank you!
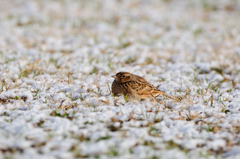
[0, 0, 240, 158]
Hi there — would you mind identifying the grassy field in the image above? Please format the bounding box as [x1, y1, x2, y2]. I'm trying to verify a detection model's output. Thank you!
[0, 0, 240, 158]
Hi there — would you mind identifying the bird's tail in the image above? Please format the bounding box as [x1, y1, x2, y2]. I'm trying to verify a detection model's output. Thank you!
[152, 90, 182, 102]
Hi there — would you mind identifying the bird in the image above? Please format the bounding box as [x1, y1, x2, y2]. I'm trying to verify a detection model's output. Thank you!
[111, 72, 179, 102]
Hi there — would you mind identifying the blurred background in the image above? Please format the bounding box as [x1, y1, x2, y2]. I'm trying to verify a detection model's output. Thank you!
[0, 0, 240, 76]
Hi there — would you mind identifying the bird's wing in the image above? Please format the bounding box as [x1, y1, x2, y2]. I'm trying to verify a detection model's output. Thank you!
[128, 79, 156, 100]
[129, 77, 173, 100]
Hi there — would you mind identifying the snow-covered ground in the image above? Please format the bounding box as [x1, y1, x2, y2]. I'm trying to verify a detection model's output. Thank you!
[0, 0, 240, 158]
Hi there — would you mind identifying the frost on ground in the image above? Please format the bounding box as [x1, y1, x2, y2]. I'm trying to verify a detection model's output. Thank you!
[0, 0, 240, 159]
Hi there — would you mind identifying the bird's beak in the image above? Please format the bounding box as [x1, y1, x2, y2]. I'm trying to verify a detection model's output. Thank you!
[111, 75, 116, 79]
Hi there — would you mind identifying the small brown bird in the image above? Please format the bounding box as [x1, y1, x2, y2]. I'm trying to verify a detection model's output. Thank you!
[111, 72, 175, 101]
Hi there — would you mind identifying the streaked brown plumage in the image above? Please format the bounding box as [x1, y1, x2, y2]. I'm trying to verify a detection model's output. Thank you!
[111, 72, 175, 101]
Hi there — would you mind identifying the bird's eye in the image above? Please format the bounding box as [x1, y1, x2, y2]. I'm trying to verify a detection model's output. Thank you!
[122, 75, 126, 78]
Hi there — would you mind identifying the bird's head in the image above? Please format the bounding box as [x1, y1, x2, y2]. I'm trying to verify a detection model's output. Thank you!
[112, 72, 132, 83]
